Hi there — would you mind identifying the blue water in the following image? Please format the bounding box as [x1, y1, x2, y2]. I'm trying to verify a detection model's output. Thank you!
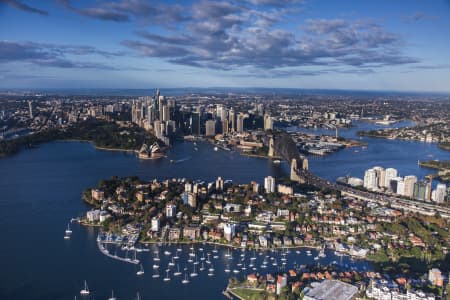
[0, 121, 448, 299]
[0, 141, 288, 300]
[288, 121, 450, 185]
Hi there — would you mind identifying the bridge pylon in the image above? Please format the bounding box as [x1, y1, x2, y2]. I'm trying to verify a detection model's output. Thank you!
[290, 158, 305, 183]
[268, 137, 275, 157]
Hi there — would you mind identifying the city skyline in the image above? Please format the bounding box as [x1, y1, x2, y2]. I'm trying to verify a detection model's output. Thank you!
[1, 0, 450, 92]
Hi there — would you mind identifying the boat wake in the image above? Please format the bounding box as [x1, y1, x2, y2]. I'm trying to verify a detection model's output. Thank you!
[170, 156, 192, 164]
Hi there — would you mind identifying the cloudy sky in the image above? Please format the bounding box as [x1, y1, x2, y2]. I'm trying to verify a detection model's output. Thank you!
[0, 0, 449, 91]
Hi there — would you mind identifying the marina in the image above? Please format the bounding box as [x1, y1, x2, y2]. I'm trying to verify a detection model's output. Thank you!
[1, 135, 447, 299]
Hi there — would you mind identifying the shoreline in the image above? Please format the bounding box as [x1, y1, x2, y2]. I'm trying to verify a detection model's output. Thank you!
[356, 134, 449, 151]
[62, 139, 138, 153]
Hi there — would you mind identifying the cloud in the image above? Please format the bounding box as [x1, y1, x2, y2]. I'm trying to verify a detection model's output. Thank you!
[47, 0, 421, 76]
[246, 0, 302, 6]
[123, 10, 419, 73]
[0, 0, 48, 16]
[58, 0, 186, 25]
[0, 40, 124, 70]
[402, 12, 439, 23]
[409, 64, 450, 70]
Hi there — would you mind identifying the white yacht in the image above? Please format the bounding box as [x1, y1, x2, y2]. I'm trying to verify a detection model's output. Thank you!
[65, 223, 72, 235]
[190, 265, 198, 277]
[152, 270, 160, 278]
[80, 280, 90, 295]
[163, 270, 171, 282]
[108, 290, 116, 300]
[182, 273, 190, 284]
[174, 264, 182, 276]
[136, 264, 144, 276]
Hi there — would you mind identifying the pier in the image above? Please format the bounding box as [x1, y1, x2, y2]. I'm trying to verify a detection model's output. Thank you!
[97, 241, 139, 265]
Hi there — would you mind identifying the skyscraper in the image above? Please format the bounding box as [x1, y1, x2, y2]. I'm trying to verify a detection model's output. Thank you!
[384, 168, 398, 188]
[162, 105, 170, 122]
[236, 113, 245, 133]
[28, 100, 33, 119]
[165, 204, 176, 218]
[215, 177, 224, 191]
[222, 118, 229, 134]
[404, 175, 418, 198]
[414, 181, 429, 201]
[373, 166, 385, 189]
[433, 183, 447, 203]
[264, 113, 273, 130]
[363, 168, 378, 190]
[229, 108, 235, 132]
[264, 176, 276, 194]
[205, 120, 216, 137]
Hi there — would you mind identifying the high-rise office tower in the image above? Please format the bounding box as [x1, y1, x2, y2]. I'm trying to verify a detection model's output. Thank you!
[236, 113, 245, 133]
[222, 118, 229, 134]
[229, 108, 235, 132]
[205, 120, 216, 137]
[162, 105, 170, 122]
[264, 113, 273, 130]
[147, 105, 155, 124]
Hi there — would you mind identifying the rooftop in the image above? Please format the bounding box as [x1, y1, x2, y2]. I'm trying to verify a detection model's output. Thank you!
[304, 280, 358, 300]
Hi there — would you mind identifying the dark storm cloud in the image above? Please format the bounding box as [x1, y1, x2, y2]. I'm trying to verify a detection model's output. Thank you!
[0, 0, 48, 16]
[0, 40, 124, 70]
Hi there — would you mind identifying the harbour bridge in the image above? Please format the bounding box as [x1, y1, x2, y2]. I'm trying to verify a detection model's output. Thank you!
[269, 131, 450, 219]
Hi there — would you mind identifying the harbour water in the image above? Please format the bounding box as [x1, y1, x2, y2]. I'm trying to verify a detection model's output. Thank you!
[288, 121, 450, 185]
[0, 121, 448, 299]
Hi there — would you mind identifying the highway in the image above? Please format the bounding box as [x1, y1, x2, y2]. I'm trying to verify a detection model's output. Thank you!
[296, 169, 450, 219]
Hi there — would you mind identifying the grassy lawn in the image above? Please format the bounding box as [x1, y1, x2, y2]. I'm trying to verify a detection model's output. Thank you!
[232, 288, 267, 300]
